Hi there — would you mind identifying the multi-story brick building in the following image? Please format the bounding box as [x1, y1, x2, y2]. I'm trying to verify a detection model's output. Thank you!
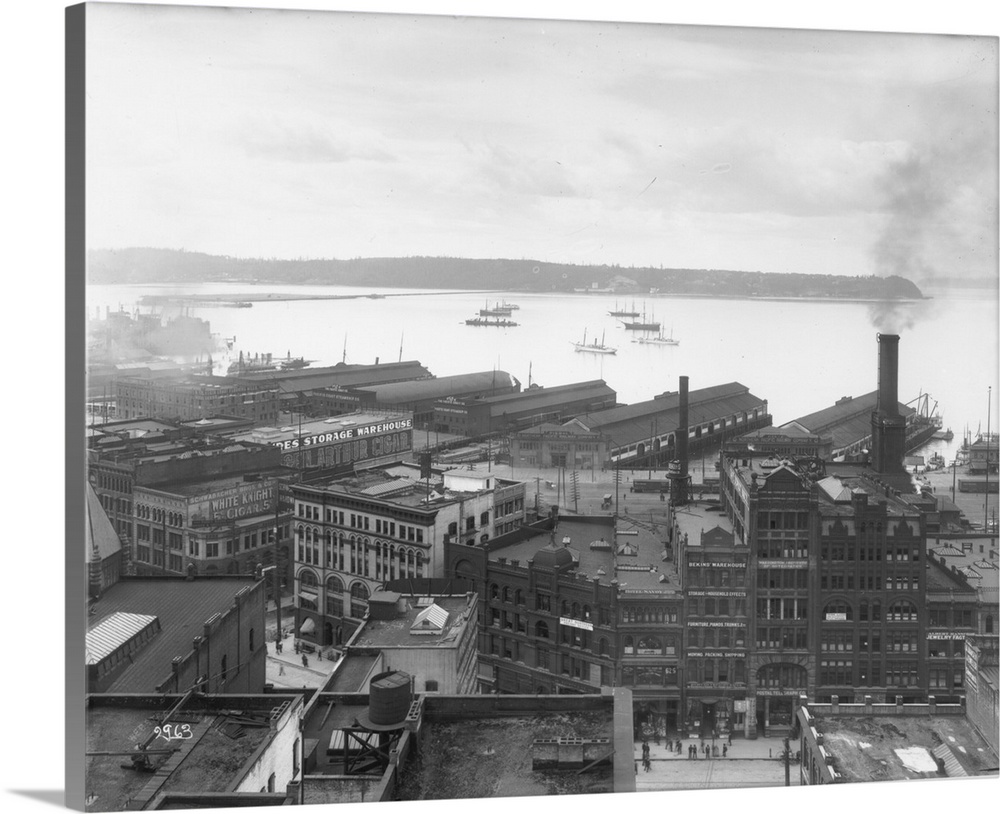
[290, 463, 525, 650]
[132, 466, 296, 585]
[115, 373, 280, 423]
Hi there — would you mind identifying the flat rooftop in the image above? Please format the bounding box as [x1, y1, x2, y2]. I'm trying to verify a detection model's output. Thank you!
[86, 699, 291, 812]
[394, 708, 614, 799]
[87, 577, 260, 692]
[672, 502, 738, 549]
[235, 410, 411, 445]
[145, 466, 290, 497]
[813, 714, 996, 781]
[488, 518, 677, 592]
[352, 595, 473, 649]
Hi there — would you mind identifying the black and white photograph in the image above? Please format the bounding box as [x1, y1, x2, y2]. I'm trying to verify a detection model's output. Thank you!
[11, 1, 1000, 812]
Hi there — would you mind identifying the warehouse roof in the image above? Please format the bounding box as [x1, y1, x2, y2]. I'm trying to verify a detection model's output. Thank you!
[359, 370, 519, 404]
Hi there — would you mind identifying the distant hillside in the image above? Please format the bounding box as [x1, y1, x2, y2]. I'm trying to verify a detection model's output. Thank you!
[87, 248, 925, 300]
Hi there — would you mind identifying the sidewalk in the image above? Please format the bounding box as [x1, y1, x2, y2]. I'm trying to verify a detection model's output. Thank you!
[264, 630, 340, 690]
[633, 735, 798, 791]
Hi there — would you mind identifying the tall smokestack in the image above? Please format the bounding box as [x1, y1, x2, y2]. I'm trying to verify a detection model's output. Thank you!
[671, 375, 690, 506]
[871, 333, 906, 473]
[877, 333, 900, 417]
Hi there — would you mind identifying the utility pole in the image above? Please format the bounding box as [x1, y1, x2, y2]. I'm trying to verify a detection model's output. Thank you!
[783, 737, 791, 786]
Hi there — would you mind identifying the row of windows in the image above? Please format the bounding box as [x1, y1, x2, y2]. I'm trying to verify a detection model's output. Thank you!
[822, 599, 918, 621]
[820, 574, 920, 591]
[688, 658, 746, 684]
[756, 598, 808, 620]
[689, 627, 747, 648]
[757, 569, 809, 590]
[691, 598, 748, 617]
[686, 567, 748, 587]
[621, 605, 679, 625]
[757, 540, 809, 559]
[821, 545, 919, 562]
[756, 627, 808, 650]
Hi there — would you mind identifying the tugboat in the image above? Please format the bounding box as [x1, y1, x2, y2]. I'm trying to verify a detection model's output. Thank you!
[479, 301, 515, 317]
[572, 329, 617, 355]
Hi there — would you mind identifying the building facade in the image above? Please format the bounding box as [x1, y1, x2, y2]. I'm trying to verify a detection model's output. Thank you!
[290, 465, 522, 649]
[115, 373, 281, 423]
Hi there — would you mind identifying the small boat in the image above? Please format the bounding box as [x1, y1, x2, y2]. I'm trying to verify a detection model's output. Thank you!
[572, 329, 617, 355]
[466, 316, 518, 327]
[632, 327, 679, 346]
[608, 299, 640, 318]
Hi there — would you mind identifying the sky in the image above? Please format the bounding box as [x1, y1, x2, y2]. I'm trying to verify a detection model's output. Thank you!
[83, 2, 999, 282]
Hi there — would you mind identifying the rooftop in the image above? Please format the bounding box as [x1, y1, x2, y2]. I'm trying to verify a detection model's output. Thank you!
[86, 577, 261, 692]
[394, 707, 614, 799]
[570, 382, 766, 447]
[488, 517, 677, 593]
[351, 595, 475, 649]
[235, 410, 412, 446]
[86, 695, 299, 812]
[85, 484, 122, 563]
[358, 370, 518, 403]
[810, 713, 996, 782]
[300, 464, 498, 510]
[792, 390, 916, 452]
[142, 466, 290, 497]
[672, 502, 739, 550]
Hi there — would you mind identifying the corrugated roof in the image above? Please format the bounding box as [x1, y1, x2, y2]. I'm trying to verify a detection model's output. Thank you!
[794, 391, 915, 440]
[86, 612, 159, 665]
[359, 370, 517, 403]
[571, 384, 766, 448]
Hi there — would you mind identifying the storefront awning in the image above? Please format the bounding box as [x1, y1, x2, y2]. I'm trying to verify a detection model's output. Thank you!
[300, 617, 316, 634]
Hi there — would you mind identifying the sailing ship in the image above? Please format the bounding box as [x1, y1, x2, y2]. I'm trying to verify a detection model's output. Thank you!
[632, 327, 679, 346]
[608, 299, 640, 318]
[572, 329, 617, 355]
[620, 303, 660, 331]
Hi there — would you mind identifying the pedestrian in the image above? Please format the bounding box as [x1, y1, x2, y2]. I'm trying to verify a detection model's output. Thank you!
[712, 744, 718, 757]
[641, 741, 650, 759]
[727, 732, 732, 746]
[302, 654, 309, 668]
[278, 663, 285, 676]
[317, 650, 323, 661]
[722, 744, 728, 758]
[643, 756, 651, 772]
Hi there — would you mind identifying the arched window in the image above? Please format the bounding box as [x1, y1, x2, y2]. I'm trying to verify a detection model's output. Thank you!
[515, 589, 524, 606]
[571, 602, 580, 618]
[350, 582, 370, 618]
[535, 621, 549, 639]
[502, 586, 511, 603]
[490, 583, 499, 600]
[623, 635, 635, 654]
[583, 604, 591, 620]
[888, 600, 917, 621]
[299, 569, 318, 588]
[480, 511, 489, 526]
[599, 638, 609, 657]
[561, 600, 570, 615]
